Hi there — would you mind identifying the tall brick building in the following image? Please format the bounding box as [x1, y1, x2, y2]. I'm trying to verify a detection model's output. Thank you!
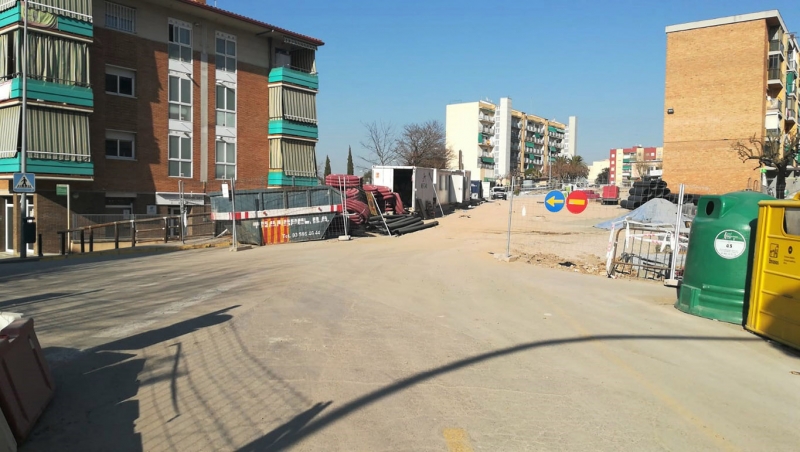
[0, 0, 323, 255]
[663, 10, 796, 194]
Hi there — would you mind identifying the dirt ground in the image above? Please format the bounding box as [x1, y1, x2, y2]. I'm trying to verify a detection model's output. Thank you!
[457, 195, 627, 275]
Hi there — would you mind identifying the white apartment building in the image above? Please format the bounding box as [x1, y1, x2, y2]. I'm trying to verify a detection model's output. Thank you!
[563, 116, 578, 158]
[446, 98, 568, 183]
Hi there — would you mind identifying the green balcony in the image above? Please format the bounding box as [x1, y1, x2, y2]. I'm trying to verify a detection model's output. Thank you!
[269, 67, 319, 90]
[269, 119, 319, 139]
[548, 126, 564, 134]
[267, 171, 319, 187]
[10, 78, 93, 107]
[0, 3, 92, 37]
[0, 154, 93, 176]
[480, 156, 494, 164]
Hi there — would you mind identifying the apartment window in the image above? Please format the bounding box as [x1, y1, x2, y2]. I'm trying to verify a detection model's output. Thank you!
[168, 134, 192, 177]
[216, 84, 235, 127]
[105, 2, 136, 33]
[215, 140, 236, 179]
[105, 131, 135, 159]
[169, 75, 192, 121]
[105, 66, 135, 96]
[168, 21, 192, 63]
[215, 33, 236, 72]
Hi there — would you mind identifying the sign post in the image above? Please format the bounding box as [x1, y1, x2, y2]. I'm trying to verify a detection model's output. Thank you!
[56, 183, 70, 233]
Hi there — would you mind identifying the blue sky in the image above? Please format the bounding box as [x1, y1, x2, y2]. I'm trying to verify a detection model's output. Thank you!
[219, 0, 799, 172]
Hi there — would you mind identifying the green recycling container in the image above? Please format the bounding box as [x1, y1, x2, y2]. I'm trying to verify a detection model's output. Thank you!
[676, 191, 774, 324]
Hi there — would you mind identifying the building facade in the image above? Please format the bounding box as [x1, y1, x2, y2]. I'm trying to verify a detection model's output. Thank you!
[445, 98, 567, 183]
[0, 0, 323, 255]
[587, 158, 610, 184]
[563, 115, 578, 158]
[663, 10, 797, 194]
[609, 146, 663, 186]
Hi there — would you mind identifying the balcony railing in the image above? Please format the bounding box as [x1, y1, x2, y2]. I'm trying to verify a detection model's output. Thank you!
[787, 107, 797, 122]
[767, 98, 782, 112]
[768, 67, 783, 82]
[770, 40, 785, 55]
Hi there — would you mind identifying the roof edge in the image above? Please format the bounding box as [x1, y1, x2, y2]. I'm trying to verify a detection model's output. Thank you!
[177, 0, 324, 46]
[665, 10, 785, 34]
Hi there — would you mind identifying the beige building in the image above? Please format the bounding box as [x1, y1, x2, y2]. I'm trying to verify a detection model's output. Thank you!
[446, 99, 566, 183]
[588, 159, 610, 184]
[663, 10, 798, 194]
[609, 146, 663, 186]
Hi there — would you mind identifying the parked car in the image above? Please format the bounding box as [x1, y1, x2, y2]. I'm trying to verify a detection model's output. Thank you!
[491, 186, 508, 200]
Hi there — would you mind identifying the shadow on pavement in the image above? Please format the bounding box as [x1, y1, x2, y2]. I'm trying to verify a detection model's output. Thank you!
[239, 333, 760, 451]
[0, 290, 104, 310]
[21, 306, 238, 452]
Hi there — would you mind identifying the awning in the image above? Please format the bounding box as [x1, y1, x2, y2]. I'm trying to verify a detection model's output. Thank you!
[0, 106, 20, 157]
[268, 85, 317, 124]
[269, 138, 282, 169]
[30, 0, 92, 21]
[282, 139, 317, 177]
[480, 157, 494, 164]
[155, 192, 207, 206]
[28, 107, 90, 161]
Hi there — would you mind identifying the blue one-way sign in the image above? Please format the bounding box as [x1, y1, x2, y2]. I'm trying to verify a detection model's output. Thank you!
[13, 173, 36, 193]
[544, 190, 565, 213]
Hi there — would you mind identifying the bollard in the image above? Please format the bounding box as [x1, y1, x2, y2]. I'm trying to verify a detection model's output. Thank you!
[80, 230, 85, 254]
[131, 221, 136, 248]
[37, 233, 42, 257]
[89, 229, 94, 253]
[114, 223, 119, 249]
[60, 232, 66, 256]
[164, 218, 169, 243]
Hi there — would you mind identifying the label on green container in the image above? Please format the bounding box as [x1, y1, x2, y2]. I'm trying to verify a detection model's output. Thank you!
[714, 230, 746, 259]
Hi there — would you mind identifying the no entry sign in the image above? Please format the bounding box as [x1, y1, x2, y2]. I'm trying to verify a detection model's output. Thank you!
[566, 191, 588, 214]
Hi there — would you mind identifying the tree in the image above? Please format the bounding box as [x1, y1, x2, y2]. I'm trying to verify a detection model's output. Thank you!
[395, 120, 454, 169]
[634, 155, 651, 180]
[323, 155, 332, 178]
[569, 155, 589, 179]
[733, 132, 800, 199]
[359, 121, 398, 166]
[362, 169, 373, 184]
[525, 167, 543, 180]
[595, 167, 610, 185]
[346, 147, 354, 175]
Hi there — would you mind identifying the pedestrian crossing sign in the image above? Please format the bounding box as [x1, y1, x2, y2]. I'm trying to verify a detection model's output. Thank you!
[13, 173, 35, 193]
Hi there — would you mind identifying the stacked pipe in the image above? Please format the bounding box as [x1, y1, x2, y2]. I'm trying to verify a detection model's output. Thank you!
[326, 174, 370, 225]
[362, 184, 406, 214]
[367, 214, 438, 236]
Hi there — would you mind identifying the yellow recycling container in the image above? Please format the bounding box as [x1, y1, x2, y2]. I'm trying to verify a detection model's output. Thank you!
[746, 194, 800, 351]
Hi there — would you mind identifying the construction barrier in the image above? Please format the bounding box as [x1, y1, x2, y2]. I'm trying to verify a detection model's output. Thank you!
[0, 317, 55, 443]
[746, 196, 800, 350]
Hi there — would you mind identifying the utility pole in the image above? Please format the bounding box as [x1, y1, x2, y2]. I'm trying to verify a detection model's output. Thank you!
[18, 0, 28, 258]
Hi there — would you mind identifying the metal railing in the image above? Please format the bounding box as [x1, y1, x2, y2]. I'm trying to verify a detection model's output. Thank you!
[770, 40, 785, 54]
[58, 212, 215, 255]
[768, 68, 783, 81]
[767, 98, 782, 111]
[787, 107, 797, 121]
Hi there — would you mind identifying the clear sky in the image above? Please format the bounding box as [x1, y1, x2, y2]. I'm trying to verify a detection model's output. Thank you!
[216, 0, 799, 173]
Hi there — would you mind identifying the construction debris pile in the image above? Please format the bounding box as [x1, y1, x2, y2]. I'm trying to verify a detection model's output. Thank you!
[326, 174, 437, 235]
[620, 179, 701, 210]
[368, 215, 439, 236]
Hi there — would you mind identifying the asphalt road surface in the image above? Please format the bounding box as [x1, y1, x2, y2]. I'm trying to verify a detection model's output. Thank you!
[1, 204, 798, 451]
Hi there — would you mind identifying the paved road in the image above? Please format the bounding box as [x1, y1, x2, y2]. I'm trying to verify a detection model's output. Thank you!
[2, 205, 799, 451]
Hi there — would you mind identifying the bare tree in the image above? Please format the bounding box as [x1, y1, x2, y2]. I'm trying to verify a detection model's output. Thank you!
[359, 121, 398, 166]
[395, 120, 454, 169]
[733, 133, 800, 199]
[634, 155, 651, 180]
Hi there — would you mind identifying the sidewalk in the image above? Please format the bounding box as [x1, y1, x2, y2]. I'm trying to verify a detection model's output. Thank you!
[0, 236, 231, 264]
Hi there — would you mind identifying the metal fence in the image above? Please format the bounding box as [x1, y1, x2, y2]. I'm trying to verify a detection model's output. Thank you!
[504, 180, 712, 282]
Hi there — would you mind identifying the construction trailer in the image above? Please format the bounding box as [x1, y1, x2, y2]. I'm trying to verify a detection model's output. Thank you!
[433, 169, 472, 206]
[372, 166, 438, 218]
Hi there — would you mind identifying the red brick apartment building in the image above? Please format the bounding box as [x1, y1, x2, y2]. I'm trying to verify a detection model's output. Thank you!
[0, 0, 323, 255]
[608, 146, 663, 186]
